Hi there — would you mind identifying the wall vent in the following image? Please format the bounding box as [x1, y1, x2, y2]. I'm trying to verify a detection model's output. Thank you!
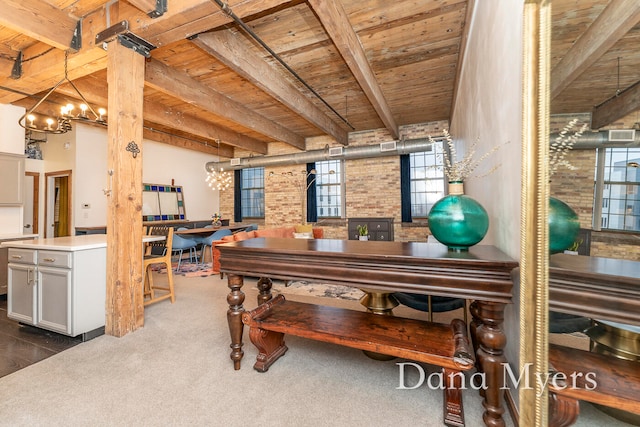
[328, 147, 343, 156]
[230, 158, 241, 166]
[379, 141, 397, 152]
[608, 129, 636, 142]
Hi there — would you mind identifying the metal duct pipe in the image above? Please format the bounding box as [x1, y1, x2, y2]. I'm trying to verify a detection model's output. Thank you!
[552, 130, 640, 149]
[204, 138, 437, 172]
[205, 130, 640, 172]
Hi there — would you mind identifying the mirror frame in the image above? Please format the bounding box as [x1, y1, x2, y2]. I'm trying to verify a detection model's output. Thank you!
[520, 0, 551, 425]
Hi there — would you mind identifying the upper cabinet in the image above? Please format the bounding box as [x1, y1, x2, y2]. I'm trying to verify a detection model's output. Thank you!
[0, 153, 24, 205]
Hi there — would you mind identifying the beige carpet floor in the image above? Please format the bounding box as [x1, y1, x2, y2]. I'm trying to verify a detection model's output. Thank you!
[0, 272, 632, 426]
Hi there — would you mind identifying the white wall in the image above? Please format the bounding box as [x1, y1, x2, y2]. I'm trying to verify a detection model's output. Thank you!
[450, 1, 523, 260]
[73, 125, 107, 228]
[449, 0, 524, 403]
[142, 139, 220, 221]
[35, 123, 220, 228]
[0, 105, 222, 234]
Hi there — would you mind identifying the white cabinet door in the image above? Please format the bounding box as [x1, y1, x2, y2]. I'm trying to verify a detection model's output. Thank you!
[37, 266, 72, 335]
[0, 154, 24, 206]
[7, 263, 36, 325]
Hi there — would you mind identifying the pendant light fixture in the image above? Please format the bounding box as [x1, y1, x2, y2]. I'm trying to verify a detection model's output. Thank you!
[18, 50, 106, 134]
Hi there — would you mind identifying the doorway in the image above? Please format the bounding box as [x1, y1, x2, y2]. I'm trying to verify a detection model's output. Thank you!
[45, 170, 72, 238]
[23, 172, 39, 235]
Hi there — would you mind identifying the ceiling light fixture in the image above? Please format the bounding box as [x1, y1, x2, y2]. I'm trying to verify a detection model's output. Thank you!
[18, 51, 106, 134]
[205, 139, 233, 191]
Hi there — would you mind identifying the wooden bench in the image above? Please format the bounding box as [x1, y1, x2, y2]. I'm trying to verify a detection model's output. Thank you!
[548, 343, 640, 426]
[242, 294, 475, 427]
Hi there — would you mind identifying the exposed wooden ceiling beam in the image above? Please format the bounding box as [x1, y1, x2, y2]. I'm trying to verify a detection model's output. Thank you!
[125, 0, 160, 17]
[0, 0, 78, 51]
[192, 29, 349, 146]
[0, 44, 108, 105]
[142, 101, 268, 154]
[307, 0, 398, 139]
[591, 80, 640, 129]
[133, 0, 300, 48]
[550, 0, 640, 100]
[53, 78, 268, 155]
[0, 0, 296, 99]
[142, 127, 234, 157]
[145, 58, 305, 150]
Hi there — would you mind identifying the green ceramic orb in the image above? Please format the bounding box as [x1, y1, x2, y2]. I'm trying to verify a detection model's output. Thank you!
[549, 197, 580, 254]
[428, 195, 489, 251]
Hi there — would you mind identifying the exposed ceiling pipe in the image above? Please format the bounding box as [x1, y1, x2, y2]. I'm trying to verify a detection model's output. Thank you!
[551, 129, 640, 149]
[204, 138, 437, 172]
[206, 130, 640, 172]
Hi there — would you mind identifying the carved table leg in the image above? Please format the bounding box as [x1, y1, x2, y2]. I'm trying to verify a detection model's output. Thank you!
[227, 273, 245, 370]
[359, 290, 399, 360]
[249, 327, 288, 372]
[469, 301, 484, 395]
[443, 367, 465, 427]
[472, 300, 508, 427]
[549, 393, 580, 427]
[256, 277, 273, 306]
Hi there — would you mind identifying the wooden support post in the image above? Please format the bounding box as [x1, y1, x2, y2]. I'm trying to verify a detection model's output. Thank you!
[105, 41, 146, 337]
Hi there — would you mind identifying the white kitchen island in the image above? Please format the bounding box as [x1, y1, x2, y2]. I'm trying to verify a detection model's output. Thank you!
[2, 234, 165, 340]
[0, 233, 38, 296]
[2, 234, 109, 341]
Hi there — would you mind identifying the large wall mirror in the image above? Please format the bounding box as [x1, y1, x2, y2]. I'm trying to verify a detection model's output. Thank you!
[142, 183, 186, 221]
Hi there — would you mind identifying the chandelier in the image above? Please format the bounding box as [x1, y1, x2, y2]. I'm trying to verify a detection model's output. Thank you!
[206, 168, 233, 191]
[205, 139, 233, 191]
[18, 51, 106, 134]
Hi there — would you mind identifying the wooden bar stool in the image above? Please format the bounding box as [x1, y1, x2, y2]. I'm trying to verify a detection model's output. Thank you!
[143, 226, 175, 306]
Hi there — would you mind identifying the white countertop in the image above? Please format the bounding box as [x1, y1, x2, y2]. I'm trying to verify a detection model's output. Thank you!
[0, 234, 164, 251]
[0, 233, 38, 241]
[1, 234, 108, 251]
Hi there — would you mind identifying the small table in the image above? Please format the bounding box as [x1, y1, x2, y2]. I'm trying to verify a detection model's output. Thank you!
[219, 238, 518, 427]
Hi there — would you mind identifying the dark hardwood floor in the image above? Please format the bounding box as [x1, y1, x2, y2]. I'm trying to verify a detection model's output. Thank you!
[0, 295, 82, 378]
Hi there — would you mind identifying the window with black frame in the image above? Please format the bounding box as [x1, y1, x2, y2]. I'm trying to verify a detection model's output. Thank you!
[241, 167, 265, 219]
[315, 160, 343, 218]
[409, 145, 446, 219]
[596, 147, 640, 231]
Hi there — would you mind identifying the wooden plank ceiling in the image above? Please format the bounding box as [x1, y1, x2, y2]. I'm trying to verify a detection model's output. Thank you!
[0, 0, 639, 159]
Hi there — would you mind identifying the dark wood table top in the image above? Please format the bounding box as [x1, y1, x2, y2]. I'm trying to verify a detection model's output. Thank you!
[549, 253, 640, 327]
[218, 238, 518, 303]
[174, 225, 248, 235]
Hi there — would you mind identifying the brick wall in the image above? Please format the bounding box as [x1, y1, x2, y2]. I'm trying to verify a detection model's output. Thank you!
[220, 121, 447, 242]
[221, 113, 640, 258]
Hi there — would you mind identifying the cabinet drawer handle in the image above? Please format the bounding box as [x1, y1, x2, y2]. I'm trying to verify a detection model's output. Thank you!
[11, 255, 23, 259]
[43, 258, 56, 262]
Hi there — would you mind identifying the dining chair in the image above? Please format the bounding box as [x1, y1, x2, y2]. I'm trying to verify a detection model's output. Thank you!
[196, 228, 232, 266]
[142, 226, 175, 306]
[172, 227, 199, 271]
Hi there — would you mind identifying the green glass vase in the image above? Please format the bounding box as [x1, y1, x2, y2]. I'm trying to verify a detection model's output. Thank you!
[549, 197, 580, 254]
[428, 183, 489, 251]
